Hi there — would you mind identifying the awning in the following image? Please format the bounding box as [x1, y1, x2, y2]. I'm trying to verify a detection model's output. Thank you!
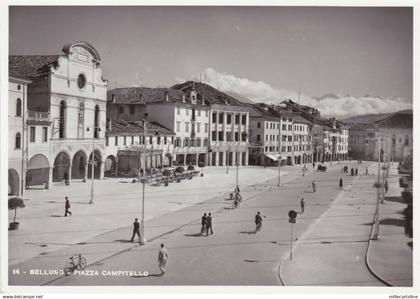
[265, 154, 278, 161]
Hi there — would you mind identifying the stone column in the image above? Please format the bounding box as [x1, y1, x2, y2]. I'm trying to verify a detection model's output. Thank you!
[195, 153, 199, 166]
[215, 151, 219, 166]
[183, 154, 187, 166]
[99, 161, 105, 179]
[48, 167, 53, 190]
[67, 163, 72, 185]
[83, 161, 88, 182]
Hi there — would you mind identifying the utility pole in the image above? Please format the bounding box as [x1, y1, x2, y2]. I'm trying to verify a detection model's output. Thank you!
[140, 115, 148, 245]
[278, 112, 282, 187]
[372, 137, 381, 240]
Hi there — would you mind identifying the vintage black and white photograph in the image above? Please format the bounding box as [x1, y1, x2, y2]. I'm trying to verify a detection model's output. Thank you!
[4, 4, 414, 290]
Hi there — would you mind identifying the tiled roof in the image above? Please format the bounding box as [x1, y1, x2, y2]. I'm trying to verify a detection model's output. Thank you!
[9, 55, 60, 80]
[375, 110, 413, 129]
[107, 120, 175, 136]
[107, 87, 185, 105]
[293, 114, 312, 125]
[171, 81, 248, 107]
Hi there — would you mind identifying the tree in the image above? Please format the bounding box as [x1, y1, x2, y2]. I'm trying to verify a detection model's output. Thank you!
[8, 197, 25, 223]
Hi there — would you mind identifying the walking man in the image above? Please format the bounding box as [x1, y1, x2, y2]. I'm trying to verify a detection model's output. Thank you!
[157, 244, 168, 276]
[355, 168, 358, 176]
[64, 196, 72, 216]
[312, 162, 315, 168]
[255, 212, 263, 232]
[312, 180, 317, 193]
[339, 178, 343, 188]
[64, 172, 69, 185]
[365, 167, 369, 175]
[300, 198, 305, 214]
[130, 218, 141, 242]
[351, 168, 354, 176]
[201, 213, 207, 235]
[206, 213, 213, 236]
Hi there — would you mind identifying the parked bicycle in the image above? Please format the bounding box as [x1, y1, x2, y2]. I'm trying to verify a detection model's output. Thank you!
[64, 254, 87, 275]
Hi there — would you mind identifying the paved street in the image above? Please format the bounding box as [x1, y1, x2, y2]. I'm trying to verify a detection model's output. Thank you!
[10, 161, 399, 286]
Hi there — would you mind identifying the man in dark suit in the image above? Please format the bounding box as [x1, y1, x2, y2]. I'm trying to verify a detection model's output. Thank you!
[206, 213, 213, 236]
[131, 218, 141, 242]
[201, 213, 207, 235]
[64, 196, 72, 216]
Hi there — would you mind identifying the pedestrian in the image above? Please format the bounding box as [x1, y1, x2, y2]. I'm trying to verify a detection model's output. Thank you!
[339, 178, 343, 188]
[64, 196, 72, 216]
[312, 180, 317, 193]
[255, 212, 263, 232]
[130, 218, 141, 242]
[351, 168, 354, 176]
[312, 162, 315, 168]
[355, 168, 358, 176]
[235, 185, 240, 194]
[300, 198, 305, 214]
[365, 167, 369, 175]
[64, 172, 69, 185]
[385, 180, 389, 193]
[206, 213, 213, 236]
[157, 244, 168, 276]
[201, 213, 207, 235]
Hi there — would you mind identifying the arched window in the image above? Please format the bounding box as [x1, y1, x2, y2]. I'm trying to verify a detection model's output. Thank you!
[16, 98, 22, 117]
[15, 133, 21, 149]
[59, 101, 66, 138]
[94, 105, 100, 138]
[78, 103, 85, 138]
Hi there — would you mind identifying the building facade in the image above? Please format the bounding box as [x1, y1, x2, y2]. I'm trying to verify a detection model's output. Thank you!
[8, 77, 31, 196]
[107, 87, 210, 167]
[9, 41, 108, 188]
[172, 82, 249, 167]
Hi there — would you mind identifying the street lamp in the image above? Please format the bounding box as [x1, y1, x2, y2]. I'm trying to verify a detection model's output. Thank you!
[86, 126, 101, 204]
[277, 115, 282, 187]
[372, 137, 382, 240]
[139, 114, 148, 246]
[235, 133, 247, 190]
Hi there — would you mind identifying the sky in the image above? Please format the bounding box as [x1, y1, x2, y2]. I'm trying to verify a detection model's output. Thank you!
[9, 6, 413, 118]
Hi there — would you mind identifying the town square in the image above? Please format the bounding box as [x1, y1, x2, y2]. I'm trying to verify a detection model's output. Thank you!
[4, 4, 413, 292]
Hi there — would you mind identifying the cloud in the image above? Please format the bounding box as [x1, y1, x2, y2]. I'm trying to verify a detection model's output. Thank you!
[187, 68, 412, 118]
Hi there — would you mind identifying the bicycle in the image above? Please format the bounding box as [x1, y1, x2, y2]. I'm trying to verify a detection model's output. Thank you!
[64, 254, 87, 275]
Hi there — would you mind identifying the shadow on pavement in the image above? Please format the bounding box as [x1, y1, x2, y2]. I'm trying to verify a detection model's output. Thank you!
[384, 196, 404, 204]
[50, 215, 64, 217]
[184, 233, 205, 237]
[379, 218, 405, 227]
[239, 231, 256, 235]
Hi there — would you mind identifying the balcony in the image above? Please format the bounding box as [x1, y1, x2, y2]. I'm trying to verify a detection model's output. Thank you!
[27, 111, 51, 123]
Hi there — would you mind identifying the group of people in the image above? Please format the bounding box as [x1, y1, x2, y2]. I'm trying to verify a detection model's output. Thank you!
[200, 213, 214, 236]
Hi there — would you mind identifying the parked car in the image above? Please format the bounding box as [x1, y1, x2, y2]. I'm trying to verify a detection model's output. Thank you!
[317, 164, 327, 172]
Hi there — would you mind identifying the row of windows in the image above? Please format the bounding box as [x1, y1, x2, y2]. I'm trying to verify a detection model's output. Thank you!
[211, 131, 247, 142]
[16, 126, 49, 148]
[177, 107, 208, 117]
[212, 112, 247, 125]
[264, 144, 312, 153]
[176, 122, 208, 133]
[106, 135, 175, 147]
[174, 137, 209, 147]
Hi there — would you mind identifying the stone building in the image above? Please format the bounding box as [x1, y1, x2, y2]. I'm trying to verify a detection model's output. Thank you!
[105, 120, 175, 176]
[371, 110, 413, 162]
[107, 86, 210, 167]
[8, 76, 31, 196]
[292, 115, 313, 165]
[172, 82, 249, 167]
[9, 41, 108, 187]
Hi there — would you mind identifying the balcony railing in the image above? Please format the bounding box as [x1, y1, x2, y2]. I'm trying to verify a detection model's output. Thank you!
[27, 111, 50, 121]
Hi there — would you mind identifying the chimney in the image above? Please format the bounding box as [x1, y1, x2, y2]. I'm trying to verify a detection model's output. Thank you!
[111, 94, 116, 103]
[182, 94, 186, 103]
[165, 90, 169, 102]
[192, 81, 195, 90]
[139, 93, 144, 104]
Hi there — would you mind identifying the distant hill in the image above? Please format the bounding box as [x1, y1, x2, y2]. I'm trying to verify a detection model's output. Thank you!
[224, 91, 255, 104]
[340, 112, 392, 124]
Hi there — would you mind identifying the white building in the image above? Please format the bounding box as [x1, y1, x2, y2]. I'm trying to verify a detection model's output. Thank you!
[172, 82, 249, 167]
[292, 116, 313, 165]
[107, 87, 210, 167]
[9, 41, 108, 187]
[8, 76, 31, 196]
